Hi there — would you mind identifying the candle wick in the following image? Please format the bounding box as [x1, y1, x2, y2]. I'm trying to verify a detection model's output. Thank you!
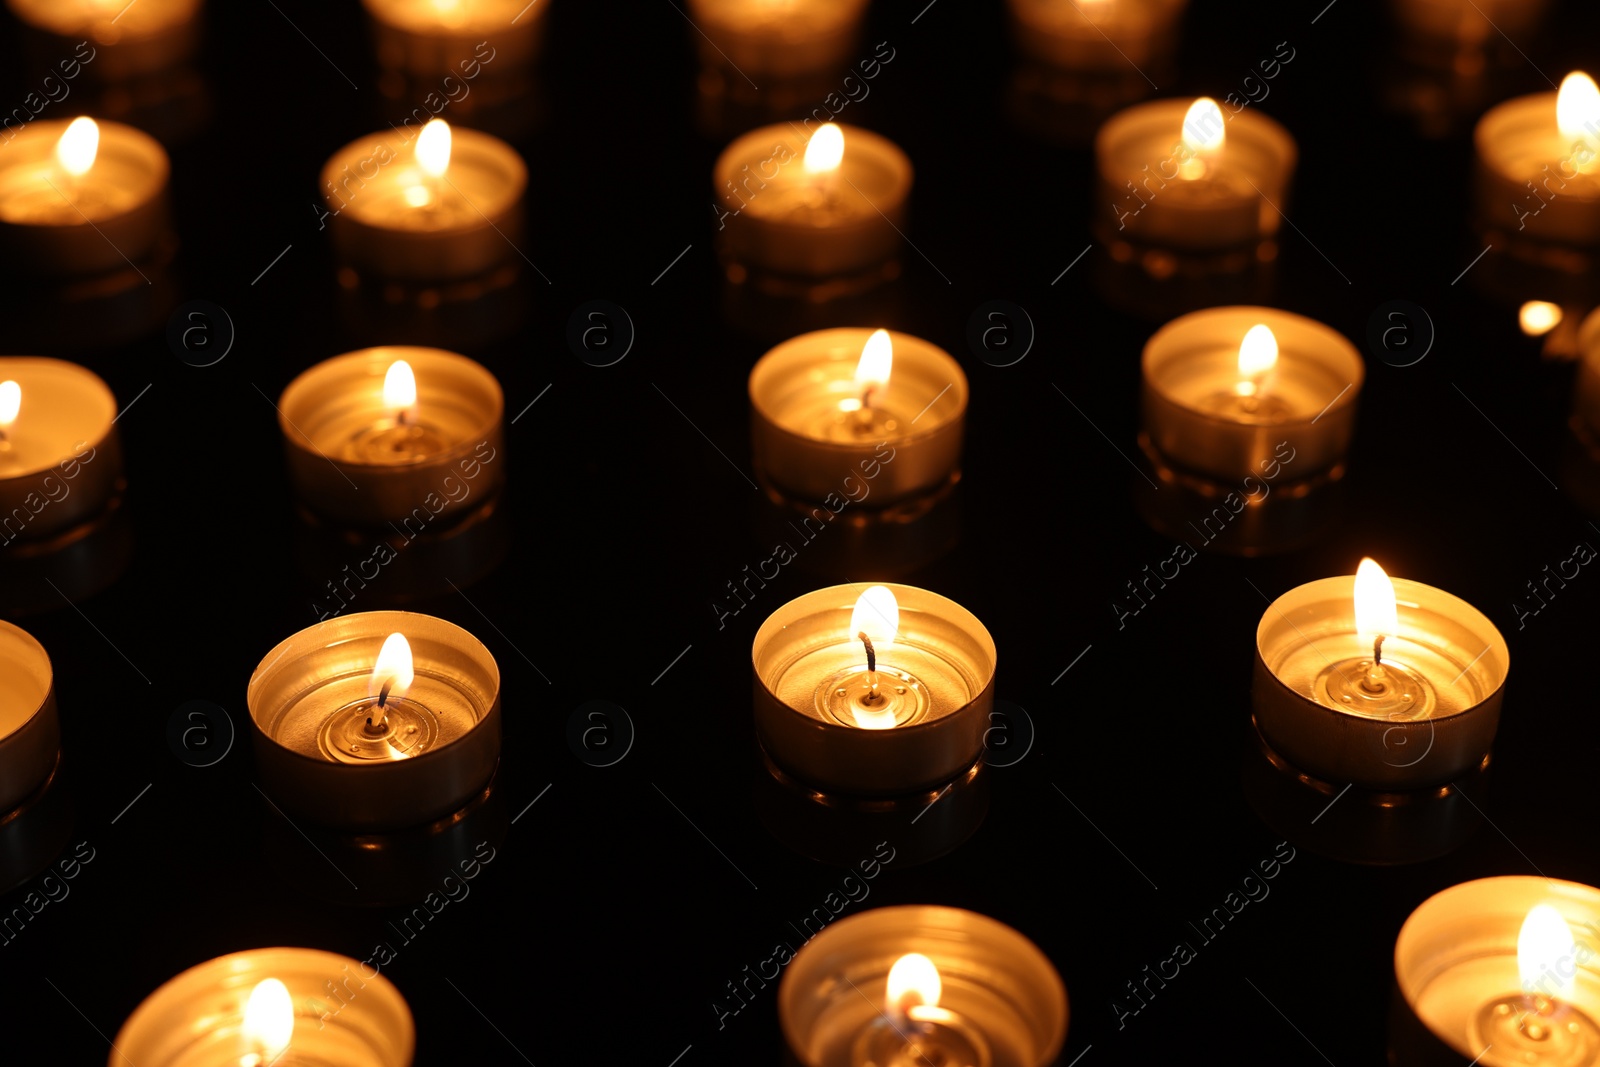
[858, 631, 876, 674]
[1373, 634, 1385, 667]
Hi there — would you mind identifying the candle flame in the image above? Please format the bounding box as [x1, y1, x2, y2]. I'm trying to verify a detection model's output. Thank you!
[1519, 904, 1579, 1000]
[1519, 301, 1563, 337]
[1234, 324, 1278, 397]
[886, 953, 941, 1020]
[1353, 558, 1398, 646]
[1181, 97, 1226, 154]
[854, 329, 893, 397]
[804, 122, 845, 175]
[383, 360, 418, 413]
[1557, 72, 1600, 146]
[0, 381, 19, 429]
[416, 119, 452, 179]
[850, 585, 899, 650]
[242, 978, 294, 1062]
[55, 117, 99, 178]
[370, 632, 415, 701]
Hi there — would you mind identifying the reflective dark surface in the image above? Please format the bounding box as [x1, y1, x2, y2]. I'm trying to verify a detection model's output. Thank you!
[3, 1, 1600, 1064]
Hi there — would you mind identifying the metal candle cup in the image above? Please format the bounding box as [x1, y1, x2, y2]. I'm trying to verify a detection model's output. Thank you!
[1395, 877, 1600, 1067]
[247, 611, 501, 832]
[1475, 81, 1600, 247]
[321, 125, 526, 281]
[0, 621, 57, 814]
[111, 947, 415, 1067]
[752, 583, 995, 797]
[0, 357, 121, 543]
[686, 0, 868, 79]
[0, 118, 168, 277]
[1254, 574, 1508, 791]
[1007, 0, 1186, 71]
[1095, 98, 1296, 252]
[750, 328, 966, 505]
[362, 0, 547, 75]
[1141, 306, 1362, 484]
[6, 0, 203, 80]
[277, 346, 504, 529]
[714, 122, 912, 280]
[780, 905, 1068, 1067]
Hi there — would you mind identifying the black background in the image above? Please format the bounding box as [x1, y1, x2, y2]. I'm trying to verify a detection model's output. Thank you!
[3, 0, 1600, 1064]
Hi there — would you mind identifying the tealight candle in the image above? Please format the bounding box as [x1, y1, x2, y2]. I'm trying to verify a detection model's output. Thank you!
[321, 118, 527, 281]
[248, 611, 500, 831]
[1395, 877, 1600, 1067]
[1475, 71, 1600, 247]
[362, 0, 547, 75]
[686, 0, 868, 79]
[112, 947, 414, 1067]
[277, 346, 504, 528]
[0, 621, 58, 815]
[750, 327, 966, 505]
[1096, 96, 1296, 253]
[6, 0, 202, 79]
[0, 116, 168, 277]
[1392, 0, 1551, 59]
[753, 583, 995, 797]
[714, 121, 912, 282]
[1007, 0, 1187, 72]
[1254, 559, 1508, 791]
[780, 905, 1067, 1067]
[1141, 306, 1362, 485]
[0, 357, 122, 543]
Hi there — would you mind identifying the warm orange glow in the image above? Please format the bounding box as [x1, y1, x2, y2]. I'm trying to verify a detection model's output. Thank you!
[854, 329, 893, 398]
[1354, 558, 1398, 646]
[886, 953, 941, 1019]
[55, 117, 99, 178]
[1234, 324, 1278, 397]
[0, 381, 19, 430]
[850, 585, 898, 650]
[383, 360, 418, 414]
[242, 978, 294, 1063]
[1519, 904, 1579, 1000]
[804, 123, 845, 174]
[1178, 97, 1225, 180]
[1519, 301, 1563, 336]
[1557, 72, 1600, 146]
[370, 633, 415, 701]
[416, 119, 452, 179]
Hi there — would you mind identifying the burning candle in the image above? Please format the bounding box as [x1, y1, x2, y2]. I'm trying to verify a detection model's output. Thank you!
[112, 947, 415, 1066]
[752, 584, 995, 797]
[685, 0, 868, 79]
[1395, 877, 1600, 1067]
[362, 0, 547, 73]
[0, 621, 58, 815]
[1141, 306, 1363, 484]
[1007, 0, 1187, 72]
[0, 116, 168, 277]
[1096, 96, 1296, 253]
[321, 118, 527, 281]
[1475, 71, 1600, 247]
[247, 611, 500, 830]
[1253, 559, 1509, 791]
[780, 905, 1068, 1067]
[749, 327, 966, 505]
[277, 346, 504, 528]
[6, 0, 202, 78]
[0, 357, 122, 543]
[714, 120, 912, 284]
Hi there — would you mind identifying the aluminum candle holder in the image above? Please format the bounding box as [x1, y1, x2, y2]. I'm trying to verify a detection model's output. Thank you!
[1008, 0, 1186, 72]
[7, 0, 203, 80]
[1474, 71, 1600, 250]
[687, 0, 867, 79]
[1095, 97, 1296, 258]
[780, 905, 1068, 1067]
[321, 122, 526, 281]
[714, 121, 912, 287]
[0, 621, 57, 815]
[0, 356, 123, 544]
[278, 346, 504, 529]
[112, 947, 415, 1067]
[0, 118, 168, 278]
[248, 611, 501, 832]
[749, 328, 966, 507]
[752, 583, 995, 798]
[1393, 877, 1600, 1067]
[362, 0, 547, 77]
[1253, 569, 1509, 792]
